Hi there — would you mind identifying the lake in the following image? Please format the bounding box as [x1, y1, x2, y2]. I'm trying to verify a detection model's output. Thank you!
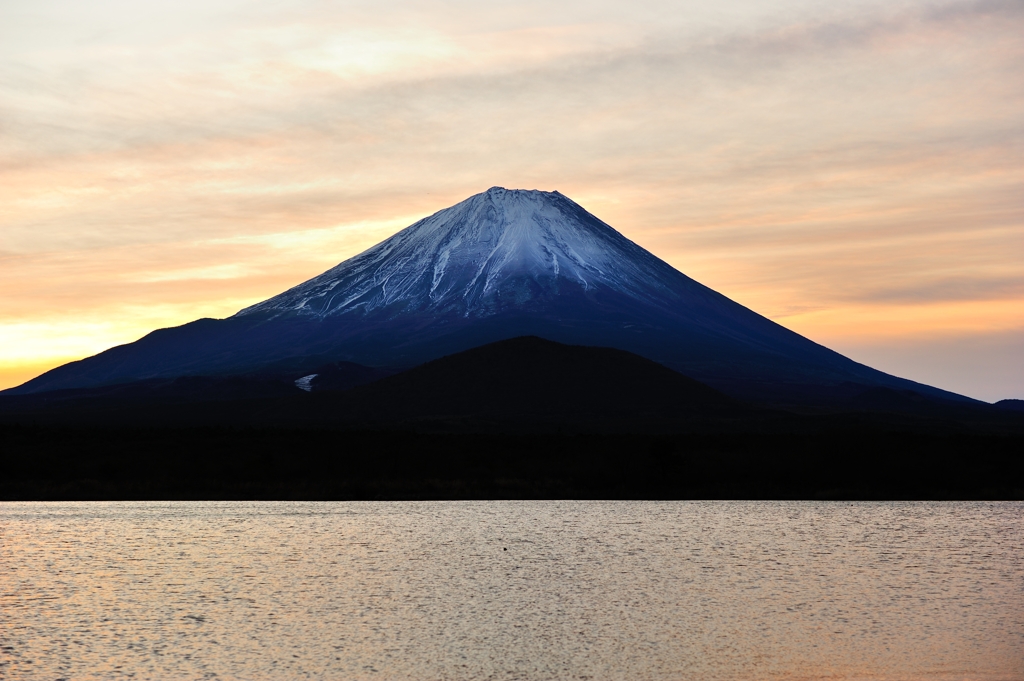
[1, 501, 1021, 680]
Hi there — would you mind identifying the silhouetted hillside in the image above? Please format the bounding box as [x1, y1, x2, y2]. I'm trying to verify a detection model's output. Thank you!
[322, 336, 741, 428]
[996, 399, 1024, 412]
[1, 336, 1021, 500]
[307, 362, 395, 392]
[1, 425, 1021, 501]
[2, 337, 1021, 436]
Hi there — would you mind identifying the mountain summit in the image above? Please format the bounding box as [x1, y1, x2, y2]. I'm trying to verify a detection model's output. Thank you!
[7, 187, 973, 405]
[237, 187, 687, 319]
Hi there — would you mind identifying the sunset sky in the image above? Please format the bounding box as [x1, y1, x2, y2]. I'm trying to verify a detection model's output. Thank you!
[1, 0, 1021, 401]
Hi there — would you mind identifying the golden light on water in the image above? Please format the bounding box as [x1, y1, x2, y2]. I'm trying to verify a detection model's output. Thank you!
[2, 501, 1022, 679]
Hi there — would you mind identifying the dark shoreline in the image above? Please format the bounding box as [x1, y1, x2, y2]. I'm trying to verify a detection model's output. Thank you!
[3, 424, 1021, 501]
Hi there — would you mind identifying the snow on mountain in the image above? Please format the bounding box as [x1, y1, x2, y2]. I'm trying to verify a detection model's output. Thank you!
[236, 187, 688, 319]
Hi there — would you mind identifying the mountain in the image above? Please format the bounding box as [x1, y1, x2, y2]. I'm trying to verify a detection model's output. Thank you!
[320, 336, 741, 429]
[6, 187, 975, 406]
[0, 337, 746, 431]
[995, 399, 1024, 412]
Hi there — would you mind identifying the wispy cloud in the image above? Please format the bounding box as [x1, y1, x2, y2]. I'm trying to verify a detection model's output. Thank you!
[0, 0, 1021, 399]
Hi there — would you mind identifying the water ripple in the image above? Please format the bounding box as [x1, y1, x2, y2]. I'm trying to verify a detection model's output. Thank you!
[0, 501, 1021, 680]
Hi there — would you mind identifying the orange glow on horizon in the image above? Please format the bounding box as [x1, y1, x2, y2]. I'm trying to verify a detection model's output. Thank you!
[1, 0, 1021, 400]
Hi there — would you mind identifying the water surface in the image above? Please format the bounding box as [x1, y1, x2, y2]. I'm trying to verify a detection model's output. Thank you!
[1, 501, 1021, 680]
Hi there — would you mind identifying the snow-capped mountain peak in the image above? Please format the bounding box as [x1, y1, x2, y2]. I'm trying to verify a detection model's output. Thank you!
[236, 187, 681, 319]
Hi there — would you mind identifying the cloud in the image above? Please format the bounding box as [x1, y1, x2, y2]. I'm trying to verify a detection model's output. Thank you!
[0, 0, 1021, 395]
[856, 277, 1024, 304]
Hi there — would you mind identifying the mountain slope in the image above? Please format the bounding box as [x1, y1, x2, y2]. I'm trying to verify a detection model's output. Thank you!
[237, 187, 698, 319]
[326, 336, 741, 428]
[0, 337, 744, 430]
[6, 187, 975, 406]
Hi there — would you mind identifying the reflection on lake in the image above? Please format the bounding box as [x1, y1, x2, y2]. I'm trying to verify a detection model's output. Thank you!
[1, 501, 1021, 680]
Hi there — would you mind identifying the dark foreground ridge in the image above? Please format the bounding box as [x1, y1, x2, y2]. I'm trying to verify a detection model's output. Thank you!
[2, 426, 1022, 501]
[1, 337, 1021, 501]
[0, 337, 745, 431]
